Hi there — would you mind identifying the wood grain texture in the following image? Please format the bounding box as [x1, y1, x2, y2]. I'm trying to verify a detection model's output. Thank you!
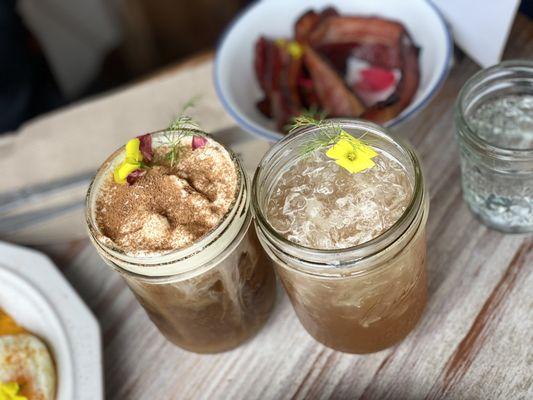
[43, 14, 533, 400]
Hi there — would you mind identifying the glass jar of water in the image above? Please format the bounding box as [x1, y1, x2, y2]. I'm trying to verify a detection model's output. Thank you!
[455, 60, 533, 233]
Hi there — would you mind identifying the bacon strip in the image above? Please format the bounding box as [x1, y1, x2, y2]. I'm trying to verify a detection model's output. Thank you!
[361, 34, 420, 123]
[254, 37, 276, 95]
[315, 42, 401, 73]
[303, 46, 366, 117]
[306, 11, 420, 122]
[309, 16, 405, 48]
[295, 7, 338, 42]
[295, 10, 320, 42]
[254, 37, 304, 129]
[254, 7, 421, 130]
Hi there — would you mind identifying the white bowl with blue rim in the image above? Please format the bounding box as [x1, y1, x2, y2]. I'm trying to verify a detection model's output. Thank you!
[214, 0, 452, 142]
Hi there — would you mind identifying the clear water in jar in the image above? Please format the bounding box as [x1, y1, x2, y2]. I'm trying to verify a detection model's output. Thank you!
[469, 95, 533, 149]
[462, 94, 533, 231]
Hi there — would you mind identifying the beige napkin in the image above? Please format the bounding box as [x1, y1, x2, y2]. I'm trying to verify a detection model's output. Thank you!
[0, 60, 234, 193]
[0, 59, 274, 245]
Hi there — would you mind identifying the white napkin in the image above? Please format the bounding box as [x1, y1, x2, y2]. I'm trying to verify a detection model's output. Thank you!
[432, 0, 521, 67]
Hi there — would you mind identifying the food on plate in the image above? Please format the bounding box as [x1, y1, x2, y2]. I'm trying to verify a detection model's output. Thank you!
[254, 7, 421, 131]
[0, 309, 56, 400]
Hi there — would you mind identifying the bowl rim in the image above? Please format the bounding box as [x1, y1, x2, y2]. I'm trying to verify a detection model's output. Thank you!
[214, 0, 453, 141]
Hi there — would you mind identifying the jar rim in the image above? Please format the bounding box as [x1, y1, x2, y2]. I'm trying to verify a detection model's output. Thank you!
[252, 119, 426, 267]
[456, 59, 533, 160]
[85, 129, 248, 278]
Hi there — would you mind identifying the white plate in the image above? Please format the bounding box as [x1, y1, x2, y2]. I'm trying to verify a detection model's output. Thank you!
[215, 0, 452, 141]
[0, 241, 102, 400]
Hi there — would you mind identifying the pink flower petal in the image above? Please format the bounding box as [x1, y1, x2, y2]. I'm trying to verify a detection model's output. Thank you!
[126, 169, 146, 186]
[192, 136, 208, 150]
[137, 134, 153, 161]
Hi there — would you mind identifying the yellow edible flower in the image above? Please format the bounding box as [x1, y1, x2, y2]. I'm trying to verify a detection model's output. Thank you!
[275, 39, 303, 59]
[114, 138, 143, 184]
[0, 382, 27, 400]
[287, 41, 303, 59]
[326, 133, 378, 174]
[125, 138, 143, 163]
[114, 161, 141, 184]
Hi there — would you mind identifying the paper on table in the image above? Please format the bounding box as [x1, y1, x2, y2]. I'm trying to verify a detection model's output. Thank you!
[432, 0, 520, 67]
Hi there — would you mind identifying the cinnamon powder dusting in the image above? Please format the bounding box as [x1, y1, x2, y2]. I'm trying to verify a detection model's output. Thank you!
[95, 139, 238, 253]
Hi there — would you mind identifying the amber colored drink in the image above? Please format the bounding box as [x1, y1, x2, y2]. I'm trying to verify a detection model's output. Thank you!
[253, 120, 428, 353]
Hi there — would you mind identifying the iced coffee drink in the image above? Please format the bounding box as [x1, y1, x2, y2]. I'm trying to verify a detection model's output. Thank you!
[252, 119, 428, 354]
[86, 126, 275, 353]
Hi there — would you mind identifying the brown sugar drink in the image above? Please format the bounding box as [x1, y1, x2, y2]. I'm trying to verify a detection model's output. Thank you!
[86, 127, 276, 353]
[252, 119, 428, 354]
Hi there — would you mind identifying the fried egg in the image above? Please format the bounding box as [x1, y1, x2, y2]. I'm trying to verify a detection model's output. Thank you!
[0, 309, 56, 400]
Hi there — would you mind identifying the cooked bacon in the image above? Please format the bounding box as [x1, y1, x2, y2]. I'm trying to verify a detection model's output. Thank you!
[254, 37, 267, 92]
[313, 43, 353, 74]
[303, 46, 366, 117]
[350, 43, 402, 70]
[295, 7, 339, 42]
[256, 97, 272, 118]
[254, 7, 421, 130]
[297, 73, 320, 110]
[309, 16, 405, 48]
[295, 11, 320, 42]
[254, 37, 279, 95]
[362, 34, 420, 123]
[314, 41, 402, 74]
[254, 37, 304, 129]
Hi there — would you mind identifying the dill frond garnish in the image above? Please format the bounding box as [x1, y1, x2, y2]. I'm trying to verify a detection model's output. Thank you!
[288, 110, 372, 161]
[162, 96, 207, 167]
[289, 110, 342, 156]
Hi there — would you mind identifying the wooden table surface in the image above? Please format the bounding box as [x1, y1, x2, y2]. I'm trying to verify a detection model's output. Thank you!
[37, 14, 532, 400]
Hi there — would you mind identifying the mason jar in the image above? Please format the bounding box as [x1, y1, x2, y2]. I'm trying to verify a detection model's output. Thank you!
[86, 131, 276, 353]
[252, 120, 429, 354]
[455, 60, 533, 232]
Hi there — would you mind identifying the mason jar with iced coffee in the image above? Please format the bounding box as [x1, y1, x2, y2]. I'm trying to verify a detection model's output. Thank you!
[252, 119, 428, 354]
[85, 117, 276, 353]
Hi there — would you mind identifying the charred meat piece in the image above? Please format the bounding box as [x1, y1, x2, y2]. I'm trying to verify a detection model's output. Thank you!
[295, 10, 320, 42]
[254, 37, 304, 130]
[254, 8, 421, 130]
[303, 46, 366, 117]
[313, 43, 353, 74]
[256, 97, 272, 118]
[305, 10, 419, 122]
[254, 37, 277, 95]
[315, 42, 401, 73]
[309, 15, 405, 48]
[361, 34, 420, 123]
[295, 7, 339, 42]
[297, 72, 320, 111]
[349, 43, 402, 70]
